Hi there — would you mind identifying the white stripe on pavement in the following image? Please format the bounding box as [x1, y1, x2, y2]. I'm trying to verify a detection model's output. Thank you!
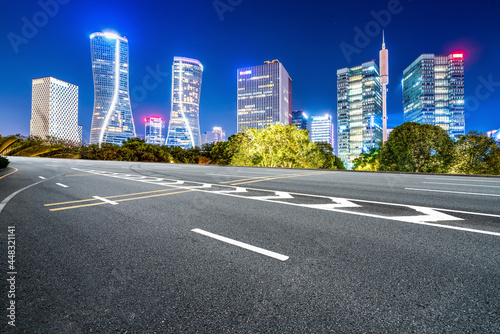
[424, 177, 500, 183]
[92, 196, 118, 205]
[39, 176, 46, 179]
[423, 182, 500, 188]
[406, 188, 500, 197]
[191, 228, 289, 261]
[56, 183, 68, 188]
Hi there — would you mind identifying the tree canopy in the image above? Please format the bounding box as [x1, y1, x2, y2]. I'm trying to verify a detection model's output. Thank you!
[379, 122, 455, 173]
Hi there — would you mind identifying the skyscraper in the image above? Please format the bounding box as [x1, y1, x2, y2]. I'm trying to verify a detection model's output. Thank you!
[166, 57, 203, 149]
[145, 116, 165, 145]
[89, 31, 135, 146]
[379, 32, 389, 143]
[337, 61, 382, 169]
[403, 53, 465, 139]
[310, 115, 334, 147]
[237, 60, 292, 132]
[30, 76, 82, 143]
[292, 110, 308, 130]
[201, 126, 227, 146]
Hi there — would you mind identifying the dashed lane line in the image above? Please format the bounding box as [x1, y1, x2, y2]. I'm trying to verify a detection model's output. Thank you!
[192, 228, 289, 261]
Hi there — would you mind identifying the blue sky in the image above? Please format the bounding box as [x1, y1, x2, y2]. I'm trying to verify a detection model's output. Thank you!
[1, 0, 499, 142]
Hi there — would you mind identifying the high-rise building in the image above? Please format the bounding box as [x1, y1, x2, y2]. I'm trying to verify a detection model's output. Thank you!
[337, 61, 382, 169]
[403, 53, 465, 139]
[310, 115, 334, 148]
[89, 31, 135, 146]
[30, 77, 82, 144]
[237, 60, 292, 132]
[145, 116, 165, 145]
[487, 129, 500, 141]
[379, 32, 389, 143]
[292, 110, 308, 130]
[201, 126, 227, 146]
[166, 57, 203, 149]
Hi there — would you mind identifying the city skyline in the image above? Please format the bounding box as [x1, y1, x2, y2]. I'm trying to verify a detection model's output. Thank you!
[1, 1, 499, 142]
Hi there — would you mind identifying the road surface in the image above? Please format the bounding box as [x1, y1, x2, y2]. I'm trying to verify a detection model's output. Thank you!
[1, 157, 499, 332]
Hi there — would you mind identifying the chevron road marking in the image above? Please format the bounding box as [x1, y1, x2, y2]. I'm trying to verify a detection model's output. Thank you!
[68, 168, 500, 236]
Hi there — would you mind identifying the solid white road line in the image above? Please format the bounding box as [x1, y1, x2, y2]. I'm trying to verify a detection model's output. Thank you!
[92, 196, 118, 205]
[425, 176, 500, 183]
[56, 183, 69, 188]
[191, 228, 289, 261]
[406, 188, 500, 197]
[39, 176, 46, 179]
[423, 182, 500, 188]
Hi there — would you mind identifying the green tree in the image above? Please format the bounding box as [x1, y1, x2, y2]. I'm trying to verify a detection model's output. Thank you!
[0, 156, 9, 169]
[315, 142, 346, 169]
[379, 122, 455, 173]
[231, 124, 327, 169]
[353, 147, 380, 171]
[450, 131, 500, 175]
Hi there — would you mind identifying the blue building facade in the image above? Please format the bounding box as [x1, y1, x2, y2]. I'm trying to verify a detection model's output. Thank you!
[89, 32, 135, 146]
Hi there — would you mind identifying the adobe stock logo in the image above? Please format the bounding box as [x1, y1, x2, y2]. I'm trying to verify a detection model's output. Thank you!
[213, 0, 243, 22]
[7, 0, 70, 54]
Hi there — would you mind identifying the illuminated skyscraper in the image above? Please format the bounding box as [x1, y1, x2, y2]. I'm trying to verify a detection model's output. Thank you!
[145, 116, 165, 145]
[166, 57, 203, 149]
[237, 60, 292, 132]
[310, 115, 334, 147]
[403, 53, 465, 139]
[292, 110, 308, 130]
[30, 76, 82, 143]
[337, 61, 382, 169]
[89, 31, 135, 146]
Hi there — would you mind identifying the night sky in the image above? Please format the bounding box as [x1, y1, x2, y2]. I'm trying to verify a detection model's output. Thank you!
[1, 0, 499, 142]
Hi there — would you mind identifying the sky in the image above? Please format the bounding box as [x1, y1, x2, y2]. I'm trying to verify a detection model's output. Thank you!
[1, 0, 499, 142]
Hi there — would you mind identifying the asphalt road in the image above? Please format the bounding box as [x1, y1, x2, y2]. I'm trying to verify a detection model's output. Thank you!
[1, 157, 499, 333]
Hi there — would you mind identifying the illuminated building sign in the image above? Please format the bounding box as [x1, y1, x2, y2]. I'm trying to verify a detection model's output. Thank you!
[239, 70, 252, 75]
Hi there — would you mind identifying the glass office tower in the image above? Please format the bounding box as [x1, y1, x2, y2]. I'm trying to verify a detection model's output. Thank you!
[145, 116, 165, 145]
[337, 61, 382, 169]
[166, 57, 203, 149]
[89, 31, 135, 146]
[403, 53, 465, 139]
[237, 60, 292, 132]
[30, 76, 82, 144]
[292, 110, 308, 130]
[310, 115, 334, 147]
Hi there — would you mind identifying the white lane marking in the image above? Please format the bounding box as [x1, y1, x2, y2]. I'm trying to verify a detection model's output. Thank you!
[205, 173, 258, 178]
[56, 183, 68, 188]
[0, 173, 65, 214]
[423, 182, 500, 188]
[72, 169, 500, 236]
[39, 176, 46, 179]
[433, 208, 500, 218]
[425, 177, 500, 183]
[92, 196, 118, 205]
[406, 188, 500, 197]
[191, 228, 289, 261]
[252, 191, 295, 200]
